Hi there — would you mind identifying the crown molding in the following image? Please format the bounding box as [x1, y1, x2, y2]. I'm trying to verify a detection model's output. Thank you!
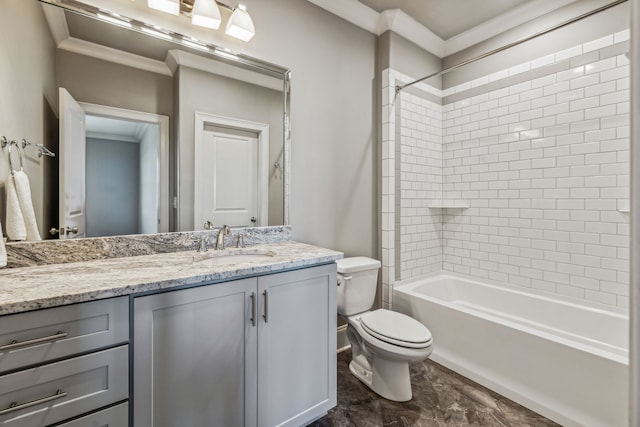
[307, 0, 445, 57]
[41, 3, 70, 46]
[58, 37, 172, 76]
[307, 0, 581, 59]
[378, 9, 445, 57]
[443, 0, 579, 56]
[306, 0, 380, 33]
[42, 2, 172, 76]
[166, 49, 284, 91]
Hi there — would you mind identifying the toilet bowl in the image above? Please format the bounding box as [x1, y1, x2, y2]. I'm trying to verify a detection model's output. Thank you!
[336, 257, 433, 402]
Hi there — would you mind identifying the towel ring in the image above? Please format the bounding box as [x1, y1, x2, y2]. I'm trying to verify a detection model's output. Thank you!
[6, 140, 24, 173]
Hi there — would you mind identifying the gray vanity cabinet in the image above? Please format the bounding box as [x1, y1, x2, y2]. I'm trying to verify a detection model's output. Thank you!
[0, 298, 129, 427]
[133, 263, 337, 427]
[133, 277, 259, 427]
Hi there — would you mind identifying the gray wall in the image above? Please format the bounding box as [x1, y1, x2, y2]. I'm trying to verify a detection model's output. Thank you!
[233, 0, 378, 258]
[86, 137, 140, 237]
[176, 65, 284, 230]
[0, 0, 57, 239]
[380, 31, 443, 88]
[56, 50, 174, 117]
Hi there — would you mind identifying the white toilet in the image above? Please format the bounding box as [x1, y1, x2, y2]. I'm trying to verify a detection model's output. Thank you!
[336, 257, 433, 402]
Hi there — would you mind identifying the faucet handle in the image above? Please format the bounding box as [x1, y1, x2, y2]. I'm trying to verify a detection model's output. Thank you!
[192, 234, 208, 252]
[236, 233, 245, 248]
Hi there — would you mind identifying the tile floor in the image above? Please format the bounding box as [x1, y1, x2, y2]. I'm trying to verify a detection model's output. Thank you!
[309, 350, 559, 427]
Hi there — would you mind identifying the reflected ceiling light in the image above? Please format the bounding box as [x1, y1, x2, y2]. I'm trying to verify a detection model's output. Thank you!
[147, 0, 180, 15]
[97, 13, 132, 28]
[146, 0, 256, 42]
[141, 26, 174, 40]
[225, 4, 255, 42]
[183, 38, 210, 51]
[192, 0, 222, 29]
[214, 48, 238, 60]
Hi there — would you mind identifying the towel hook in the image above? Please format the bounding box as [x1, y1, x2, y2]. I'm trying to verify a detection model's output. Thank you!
[5, 140, 24, 173]
[21, 139, 56, 158]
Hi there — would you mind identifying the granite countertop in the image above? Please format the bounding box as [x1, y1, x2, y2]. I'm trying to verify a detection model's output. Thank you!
[0, 241, 343, 316]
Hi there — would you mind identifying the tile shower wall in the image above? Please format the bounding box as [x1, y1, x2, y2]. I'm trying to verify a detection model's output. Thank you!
[441, 34, 630, 308]
[383, 31, 630, 309]
[397, 93, 443, 280]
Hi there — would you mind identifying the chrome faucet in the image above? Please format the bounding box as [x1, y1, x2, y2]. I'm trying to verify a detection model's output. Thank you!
[216, 225, 230, 250]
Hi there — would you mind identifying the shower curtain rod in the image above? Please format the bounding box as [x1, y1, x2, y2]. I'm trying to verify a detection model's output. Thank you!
[395, 0, 629, 94]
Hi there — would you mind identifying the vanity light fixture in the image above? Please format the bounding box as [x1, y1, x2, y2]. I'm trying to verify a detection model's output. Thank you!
[192, 0, 222, 29]
[225, 4, 255, 41]
[147, 0, 180, 16]
[146, 0, 255, 42]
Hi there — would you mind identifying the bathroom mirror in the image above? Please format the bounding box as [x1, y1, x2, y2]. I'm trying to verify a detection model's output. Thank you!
[0, 0, 290, 240]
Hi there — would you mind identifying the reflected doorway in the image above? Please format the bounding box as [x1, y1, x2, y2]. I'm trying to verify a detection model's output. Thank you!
[85, 115, 159, 237]
[57, 88, 170, 238]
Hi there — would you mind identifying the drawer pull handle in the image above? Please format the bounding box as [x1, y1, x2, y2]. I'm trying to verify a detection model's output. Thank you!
[0, 389, 67, 416]
[0, 331, 68, 351]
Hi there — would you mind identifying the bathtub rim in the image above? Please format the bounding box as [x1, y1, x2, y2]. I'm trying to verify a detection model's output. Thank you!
[393, 271, 629, 366]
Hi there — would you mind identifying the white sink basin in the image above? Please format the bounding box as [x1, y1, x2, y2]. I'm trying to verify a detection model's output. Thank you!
[192, 251, 275, 266]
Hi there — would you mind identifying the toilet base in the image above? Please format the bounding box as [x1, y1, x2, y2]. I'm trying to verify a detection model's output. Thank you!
[349, 357, 413, 402]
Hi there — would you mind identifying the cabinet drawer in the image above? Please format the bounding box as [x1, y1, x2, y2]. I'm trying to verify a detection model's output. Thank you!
[0, 297, 128, 374]
[55, 402, 129, 427]
[0, 345, 129, 427]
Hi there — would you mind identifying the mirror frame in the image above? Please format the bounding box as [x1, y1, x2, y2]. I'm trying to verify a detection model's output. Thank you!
[39, 0, 292, 232]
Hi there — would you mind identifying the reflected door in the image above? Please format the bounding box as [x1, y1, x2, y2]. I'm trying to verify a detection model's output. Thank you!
[59, 88, 86, 239]
[194, 128, 258, 228]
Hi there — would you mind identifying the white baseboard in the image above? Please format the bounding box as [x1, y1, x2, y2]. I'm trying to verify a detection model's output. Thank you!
[337, 324, 350, 353]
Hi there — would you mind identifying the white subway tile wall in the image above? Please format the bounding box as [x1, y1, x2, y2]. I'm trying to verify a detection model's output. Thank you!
[383, 30, 630, 309]
[398, 93, 443, 280]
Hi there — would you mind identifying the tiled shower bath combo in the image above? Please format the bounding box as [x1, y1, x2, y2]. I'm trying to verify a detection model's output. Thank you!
[381, 30, 630, 426]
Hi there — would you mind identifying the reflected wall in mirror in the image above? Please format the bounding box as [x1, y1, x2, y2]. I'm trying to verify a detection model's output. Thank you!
[0, 0, 290, 241]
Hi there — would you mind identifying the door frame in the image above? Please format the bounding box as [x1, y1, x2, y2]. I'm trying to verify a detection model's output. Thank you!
[194, 112, 270, 227]
[79, 102, 170, 233]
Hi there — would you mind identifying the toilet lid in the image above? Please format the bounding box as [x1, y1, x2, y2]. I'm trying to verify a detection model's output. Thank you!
[360, 309, 432, 349]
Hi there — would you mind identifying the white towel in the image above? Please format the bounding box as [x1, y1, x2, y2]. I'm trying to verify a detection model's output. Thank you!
[13, 170, 41, 241]
[6, 173, 26, 241]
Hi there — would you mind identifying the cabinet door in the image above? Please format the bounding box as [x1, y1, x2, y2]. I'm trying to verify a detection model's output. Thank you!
[133, 279, 258, 427]
[257, 264, 337, 427]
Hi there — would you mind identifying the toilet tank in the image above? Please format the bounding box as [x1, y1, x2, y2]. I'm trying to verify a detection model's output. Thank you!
[336, 257, 381, 316]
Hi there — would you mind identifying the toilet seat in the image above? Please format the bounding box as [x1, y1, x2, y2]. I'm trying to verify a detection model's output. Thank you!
[359, 309, 432, 349]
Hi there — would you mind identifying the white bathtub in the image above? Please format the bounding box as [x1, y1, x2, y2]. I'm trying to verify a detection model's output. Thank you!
[393, 273, 629, 427]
